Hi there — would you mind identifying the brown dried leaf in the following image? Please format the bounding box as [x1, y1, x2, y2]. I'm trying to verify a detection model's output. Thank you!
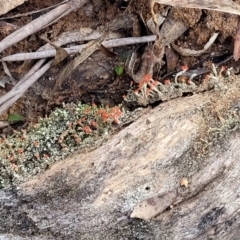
[130, 189, 178, 221]
[53, 47, 68, 66]
[160, 17, 188, 46]
[146, 13, 165, 34]
[40, 36, 68, 66]
[109, 12, 137, 31]
[132, 20, 141, 37]
[100, 45, 117, 58]
[125, 46, 155, 84]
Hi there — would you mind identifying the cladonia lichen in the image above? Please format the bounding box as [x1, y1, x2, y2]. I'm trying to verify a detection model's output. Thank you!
[123, 65, 230, 106]
[0, 103, 124, 188]
[0, 65, 232, 188]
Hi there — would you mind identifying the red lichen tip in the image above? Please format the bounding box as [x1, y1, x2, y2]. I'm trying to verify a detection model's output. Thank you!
[143, 74, 152, 82]
[90, 121, 98, 127]
[221, 66, 226, 71]
[181, 65, 189, 71]
[33, 141, 39, 147]
[163, 79, 171, 85]
[17, 149, 23, 154]
[186, 79, 192, 85]
[82, 125, 92, 133]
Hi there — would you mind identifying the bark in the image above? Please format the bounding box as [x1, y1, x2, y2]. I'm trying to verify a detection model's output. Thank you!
[1, 75, 240, 239]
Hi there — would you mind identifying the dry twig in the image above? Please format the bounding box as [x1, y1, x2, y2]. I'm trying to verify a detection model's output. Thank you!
[2, 35, 157, 62]
[0, 59, 52, 114]
[0, 0, 91, 115]
[0, 0, 88, 53]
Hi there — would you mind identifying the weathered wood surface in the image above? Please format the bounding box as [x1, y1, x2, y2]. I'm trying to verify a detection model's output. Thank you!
[1, 76, 240, 239]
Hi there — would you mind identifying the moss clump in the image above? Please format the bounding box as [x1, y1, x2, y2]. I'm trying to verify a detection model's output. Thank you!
[0, 102, 123, 188]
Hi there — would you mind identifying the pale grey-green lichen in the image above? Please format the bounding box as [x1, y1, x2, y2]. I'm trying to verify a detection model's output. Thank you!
[0, 66, 230, 189]
[0, 103, 124, 188]
[123, 66, 227, 106]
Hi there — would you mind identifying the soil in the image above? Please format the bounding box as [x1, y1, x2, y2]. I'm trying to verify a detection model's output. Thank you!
[0, 0, 240, 131]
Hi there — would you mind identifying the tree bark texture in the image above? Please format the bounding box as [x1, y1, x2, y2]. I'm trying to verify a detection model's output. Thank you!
[1, 75, 240, 239]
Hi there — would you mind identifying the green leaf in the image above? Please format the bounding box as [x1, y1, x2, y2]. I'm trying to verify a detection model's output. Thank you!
[114, 65, 124, 76]
[7, 114, 24, 123]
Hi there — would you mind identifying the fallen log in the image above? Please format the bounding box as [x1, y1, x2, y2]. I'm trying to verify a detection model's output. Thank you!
[1, 74, 240, 239]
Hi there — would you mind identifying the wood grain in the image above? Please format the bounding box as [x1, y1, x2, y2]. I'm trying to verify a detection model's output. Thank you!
[155, 0, 240, 15]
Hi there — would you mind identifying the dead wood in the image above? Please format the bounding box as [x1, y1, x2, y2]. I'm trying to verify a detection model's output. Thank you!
[0, 0, 88, 53]
[0, 0, 69, 20]
[154, 0, 240, 15]
[0, 74, 240, 239]
[0, 59, 52, 114]
[1, 35, 157, 62]
[0, 0, 26, 16]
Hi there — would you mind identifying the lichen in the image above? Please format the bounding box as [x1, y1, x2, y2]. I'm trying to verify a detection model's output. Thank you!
[0, 65, 231, 189]
[0, 102, 124, 188]
[123, 65, 230, 106]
